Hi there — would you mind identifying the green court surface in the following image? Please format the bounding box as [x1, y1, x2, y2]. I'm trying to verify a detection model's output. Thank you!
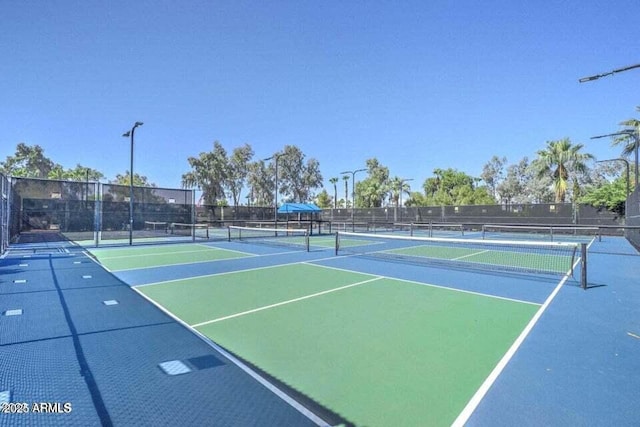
[89, 243, 251, 271]
[137, 263, 540, 426]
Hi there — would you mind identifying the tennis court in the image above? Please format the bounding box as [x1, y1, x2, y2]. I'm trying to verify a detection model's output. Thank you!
[87, 228, 591, 426]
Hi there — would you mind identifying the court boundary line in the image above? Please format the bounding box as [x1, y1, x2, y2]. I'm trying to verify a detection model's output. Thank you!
[134, 253, 359, 288]
[129, 285, 331, 427]
[191, 276, 384, 328]
[303, 262, 542, 307]
[105, 254, 258, 273]
[451, 273, 569, 427]
[95, 247, 242, 260]
[134, 253, 541, 307]
[79, 249, 331, 427]
[450, 239, 593, 426]
[89, 242, 214, 253]
[453, 249, 491, 261]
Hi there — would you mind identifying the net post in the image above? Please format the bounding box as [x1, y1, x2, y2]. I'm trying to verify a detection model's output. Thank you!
[581, 242, 587, 290]
[550, 227, 554, 241]
[227, 226, 231, 242]
[94, 182, 101, 247]
[305, 231, 310, 252]
[335, 232, 339, 255]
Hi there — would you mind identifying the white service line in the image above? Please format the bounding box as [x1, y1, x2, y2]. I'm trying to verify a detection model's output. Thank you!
[452, 249, 490, 261]
[450, 242, 590, 426]
[191, 276, 384, 328]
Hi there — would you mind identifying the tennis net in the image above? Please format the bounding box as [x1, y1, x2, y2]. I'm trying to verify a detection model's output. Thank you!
[170, 222, 210, 240]
[228, 225, 310, 251]
[395, 222, 465, 237]
[144, 221, 168, 233]
[336, 231, 587, 287]
[481, 224, 600, 242]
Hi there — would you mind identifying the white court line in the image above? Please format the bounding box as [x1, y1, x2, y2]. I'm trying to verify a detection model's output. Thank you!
[97, 248, 228, 260]
[191, 276, 384, 328]
[303, 262, 541, 307]
[109, 254, 257, 272]
[451, 240, 592, 426]
[134, 253, 348, 288]
[453, 249, 490, 261]
[129, 286, 331, 426]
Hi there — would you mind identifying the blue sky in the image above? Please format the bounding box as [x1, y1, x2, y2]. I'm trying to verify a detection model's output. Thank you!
[1, 1, 638, 199]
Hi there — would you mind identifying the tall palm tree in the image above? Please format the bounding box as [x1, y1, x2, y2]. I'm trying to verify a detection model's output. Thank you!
[329, 177, 339, 209]
[613, 106, 640, 158]
[389, 176, 412, 207]
[536, 138, 594, 203]
[342, 175, 350, 208]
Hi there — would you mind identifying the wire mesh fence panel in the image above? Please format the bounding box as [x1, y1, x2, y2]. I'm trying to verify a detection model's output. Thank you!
[9, 177, 97, 243]
[322, 203, 625, 228]
[1, 173, 9, 254]
[100, 184, 194, 242]
[626, 187, 640, 249]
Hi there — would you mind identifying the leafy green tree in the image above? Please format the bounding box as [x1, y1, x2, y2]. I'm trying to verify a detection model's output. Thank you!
[415, 168, 495, 206]
[47, 164, 68, 180]
[112, 172, 156, 187]
[404, 191, 427, 207]
[247, 160, 273, 206]
[182, 141, 228, 205]
[274, 145, 323, 203]
[481, 156, 506, 200]
[48, 164, 104, 182]
[580, 178, 627, 215]
[225, 144, 254, 207]
[535, 138, 594, 203]
[1, 143, 55, 178]
[315, 189, 332, 208]
[355, 158, 390, 207]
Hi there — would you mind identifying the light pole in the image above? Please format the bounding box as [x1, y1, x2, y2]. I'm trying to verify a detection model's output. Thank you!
[264, 153, 283, 228]
[591, 129, 639, 189]
[122, 121, 143, 245]
[579, 63, 640, 83]
[341, 168, 366, 231]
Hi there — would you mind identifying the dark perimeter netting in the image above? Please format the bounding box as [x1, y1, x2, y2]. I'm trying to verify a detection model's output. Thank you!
[1, 173, 9, 255]
[481, 224, 600, 241]
[100, 184, 194, 242]
[627, 187, 640, 250]
[228, 225, 310, 251]
[335, 231, 587, 288]
[10, 177, 97, 243]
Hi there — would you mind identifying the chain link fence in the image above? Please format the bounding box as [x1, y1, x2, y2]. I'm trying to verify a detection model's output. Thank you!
[1, 173, 9, 255]
[626, 187, 640, 249]
[8, 177, 195, 245]
[5, 176, 635, 248]
[320, 202, 622, 227]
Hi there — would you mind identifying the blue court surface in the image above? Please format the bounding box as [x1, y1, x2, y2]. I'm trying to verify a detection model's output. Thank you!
[1, 233, 639, 426]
